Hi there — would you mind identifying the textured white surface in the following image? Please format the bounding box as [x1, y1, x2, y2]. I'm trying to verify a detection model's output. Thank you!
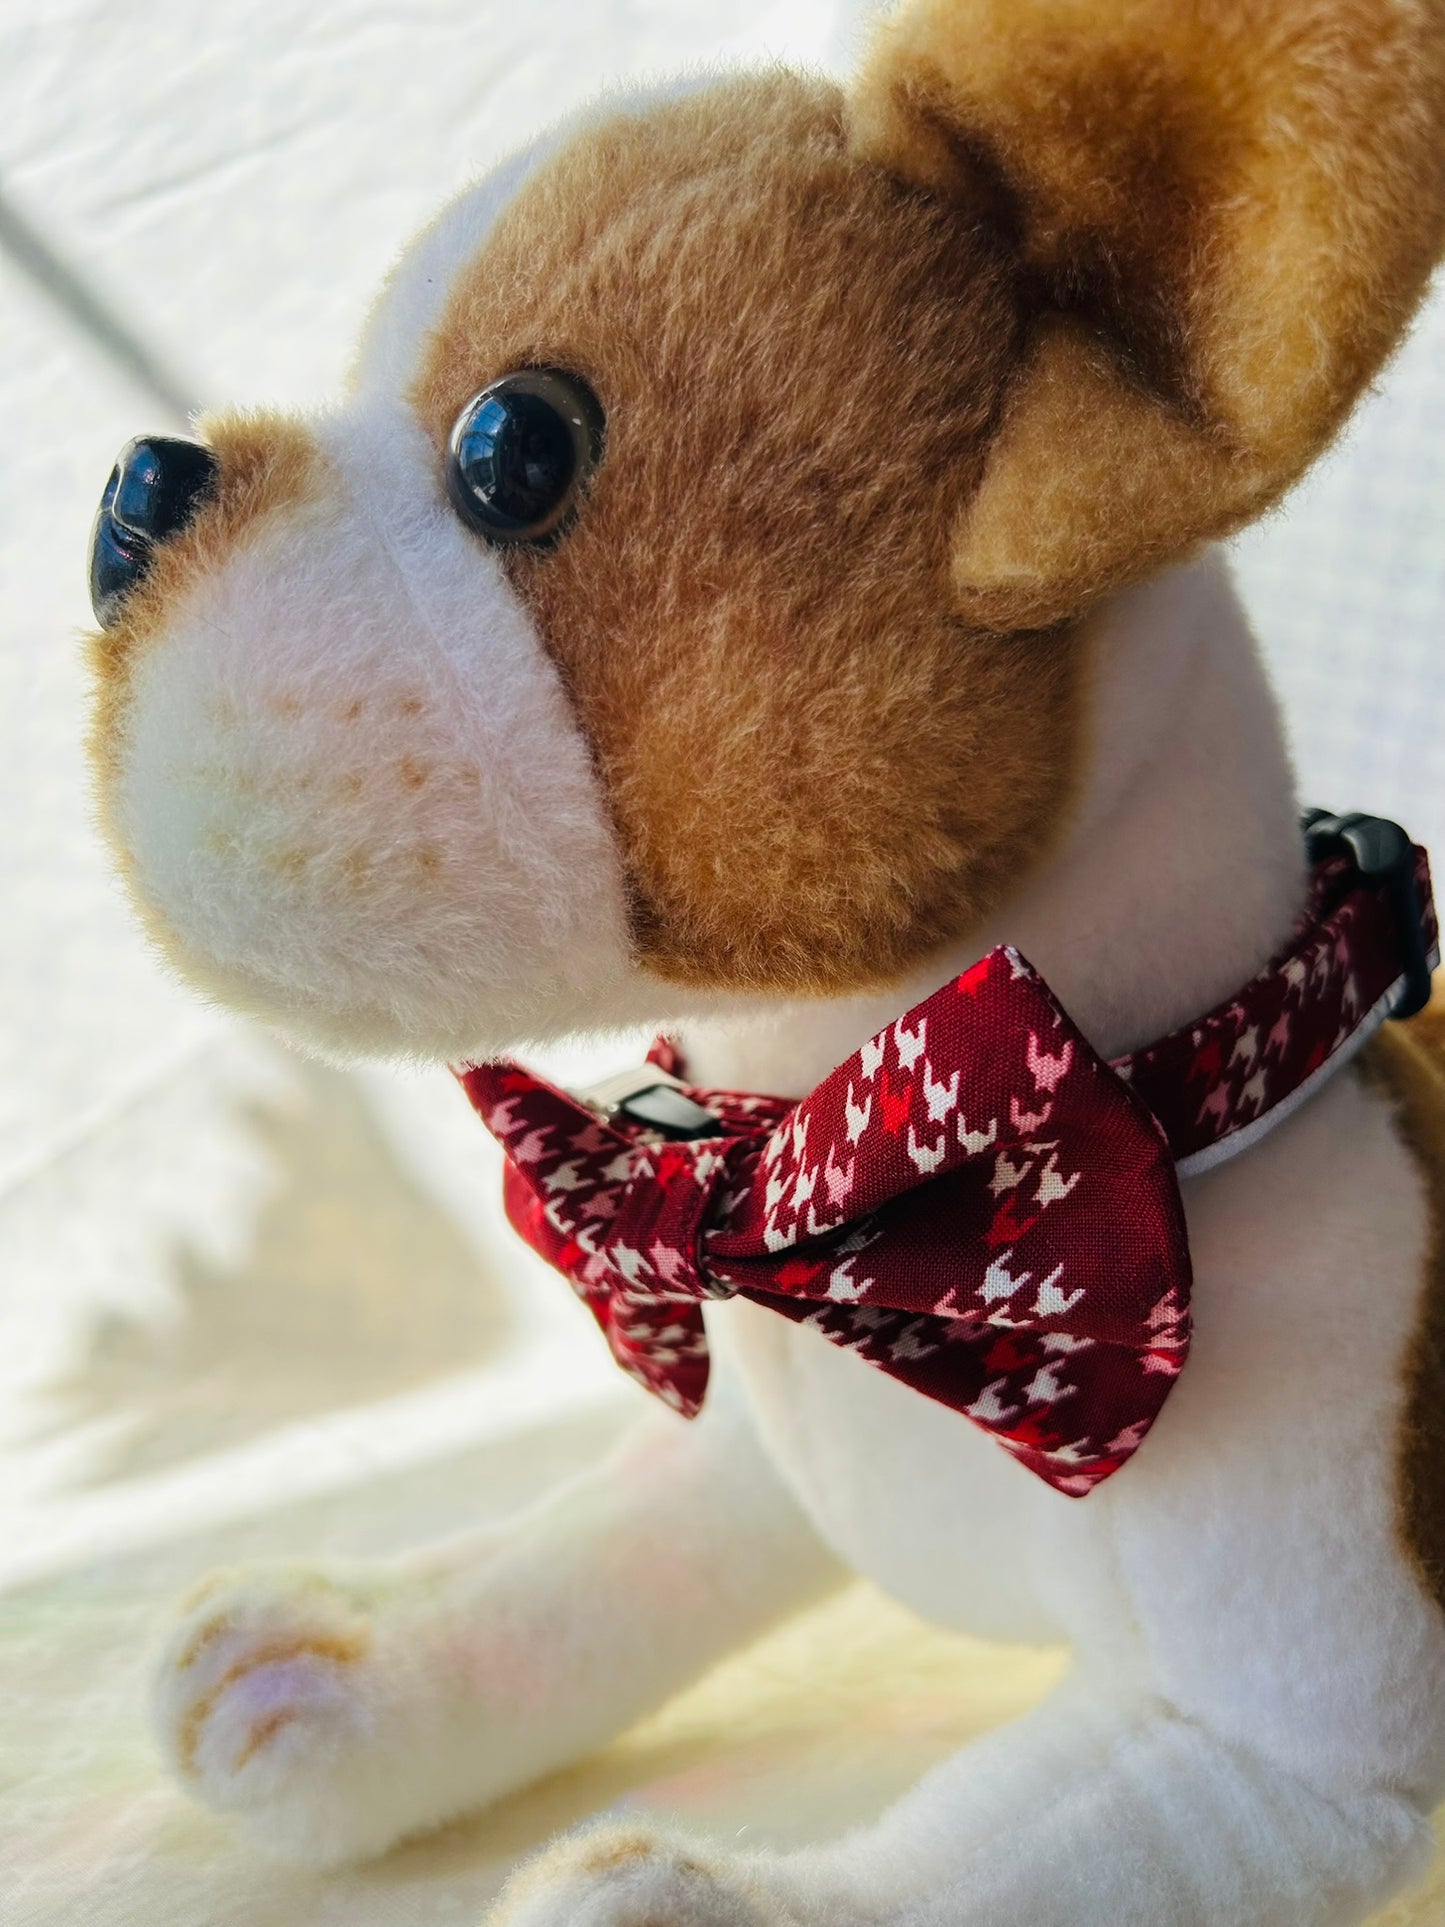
[1233, 298, 1445, 831]
[0, 0, 1442, 1919]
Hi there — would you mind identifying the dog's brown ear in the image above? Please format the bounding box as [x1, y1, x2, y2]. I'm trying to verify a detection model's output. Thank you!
[850, 0, 1445, 630]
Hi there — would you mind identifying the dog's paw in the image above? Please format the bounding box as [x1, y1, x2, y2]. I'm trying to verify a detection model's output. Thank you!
[152, 1561, 410, 1865]
[487, 1826, 798, 1927]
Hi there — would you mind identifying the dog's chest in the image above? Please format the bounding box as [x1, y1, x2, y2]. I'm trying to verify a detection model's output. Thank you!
[716, 1063, 1444, 1655]
[718, 1298, 1082, 1643]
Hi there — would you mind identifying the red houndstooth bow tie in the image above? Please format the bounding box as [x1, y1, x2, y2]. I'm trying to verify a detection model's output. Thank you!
[458, 815, 1437, 1496]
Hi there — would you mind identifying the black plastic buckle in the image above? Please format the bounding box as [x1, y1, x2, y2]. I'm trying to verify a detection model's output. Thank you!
[1301, 809, 1434, 1020]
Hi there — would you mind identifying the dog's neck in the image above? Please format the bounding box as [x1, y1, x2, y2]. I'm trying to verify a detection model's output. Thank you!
[676, 552, 1306, 1099]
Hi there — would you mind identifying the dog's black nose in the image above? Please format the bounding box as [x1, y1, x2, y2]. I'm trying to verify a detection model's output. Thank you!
[89, 435, 220, 629]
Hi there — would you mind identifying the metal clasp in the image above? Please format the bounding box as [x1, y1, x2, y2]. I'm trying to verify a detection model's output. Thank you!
[578, 1064, 725, 1141]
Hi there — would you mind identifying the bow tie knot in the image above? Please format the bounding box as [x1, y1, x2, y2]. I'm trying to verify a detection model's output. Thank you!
[599, 1136, 748, 1307]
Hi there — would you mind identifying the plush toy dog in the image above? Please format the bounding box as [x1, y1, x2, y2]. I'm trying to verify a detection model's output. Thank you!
[83, 1, 1445, 1921]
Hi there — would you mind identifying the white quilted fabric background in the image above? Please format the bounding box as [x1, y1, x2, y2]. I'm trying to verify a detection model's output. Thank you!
[1233, 301, 1445, 828]
[0, 2, 1441, 1921]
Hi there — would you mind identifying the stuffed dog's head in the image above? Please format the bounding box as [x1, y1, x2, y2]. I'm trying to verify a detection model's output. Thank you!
[86, 0, 1445, 1060]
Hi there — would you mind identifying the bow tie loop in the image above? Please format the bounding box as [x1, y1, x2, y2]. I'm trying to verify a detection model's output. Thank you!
[564, 1134, 752, 1418]
[475, 1083, 764, 1417]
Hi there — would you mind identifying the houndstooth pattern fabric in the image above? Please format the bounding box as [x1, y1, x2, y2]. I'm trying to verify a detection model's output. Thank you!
[1124, 848, 1437, 1166]
[458, 842, 1434, 1496]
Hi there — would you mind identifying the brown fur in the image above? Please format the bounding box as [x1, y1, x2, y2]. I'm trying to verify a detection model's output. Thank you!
[851, 0, 1445, 628]
[491, 1826, 721, 1924]
[411, 75, 1084, 995]
[1361, 994, 1445, 1612]
[579, 1835, 704, 1876]
[232, 1708, 301, 1771]
[174, 1573, 344, 1673]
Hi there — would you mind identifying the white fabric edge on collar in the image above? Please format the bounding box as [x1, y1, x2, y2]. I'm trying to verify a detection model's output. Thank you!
[1173, 946, 1441, 1183]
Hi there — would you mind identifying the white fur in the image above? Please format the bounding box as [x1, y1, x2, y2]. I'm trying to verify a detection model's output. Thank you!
[154, 1386, 838, 1868]
[117, 396, 642, 1061]
[122, 83, 1445, 1927]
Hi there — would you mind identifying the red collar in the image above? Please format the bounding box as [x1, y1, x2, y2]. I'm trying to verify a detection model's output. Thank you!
[459, 813, 1437, 1496]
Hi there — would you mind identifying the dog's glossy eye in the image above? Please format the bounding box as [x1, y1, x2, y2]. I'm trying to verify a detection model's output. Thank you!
[445, 370, 605, 546]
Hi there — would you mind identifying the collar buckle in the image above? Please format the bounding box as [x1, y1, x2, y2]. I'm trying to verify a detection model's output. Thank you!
[577, 1064, 724, 1141]
[1301, 809, 1435, 1020]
